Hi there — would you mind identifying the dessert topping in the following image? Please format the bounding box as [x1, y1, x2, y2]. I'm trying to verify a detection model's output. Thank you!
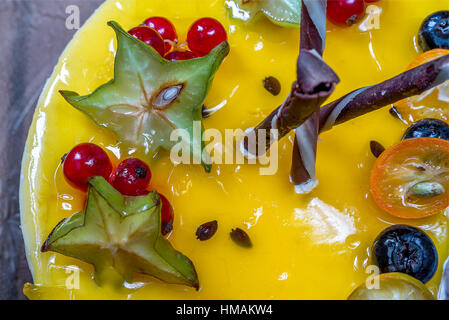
[230, 228, 252, 248]
[187, 18, 228, 57]
[370, 137, 449, 219]
[290, 0, 329, 192]
[327, 0, 365, 27]
[242, 51, 339, 157]
[394, 49, 449, 124]
[418, 11, 449, 52]
[42, 176, 199, 289]
[225, 0, 301, 27]
[159, 193, 174, 236]
[129, 190, 175, 236]
[110, 158, 151, 196]
[60, 21, 229, 172]
[292, 53, 449, 193]
[372, 225, 438, 283]
[63, 143, 113, 191]
[319, 53, 449, 130]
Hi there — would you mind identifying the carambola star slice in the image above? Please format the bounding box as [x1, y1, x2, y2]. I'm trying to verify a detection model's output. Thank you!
[60, 21, 230, 172]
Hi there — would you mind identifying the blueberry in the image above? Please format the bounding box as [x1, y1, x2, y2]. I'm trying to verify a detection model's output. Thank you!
[402, 118, 449, 140]
[418, 11, 449, 51]
[372, 225, 438, 283]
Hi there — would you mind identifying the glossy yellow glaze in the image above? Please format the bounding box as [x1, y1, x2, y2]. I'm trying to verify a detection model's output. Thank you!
[21, 0, 449, 299]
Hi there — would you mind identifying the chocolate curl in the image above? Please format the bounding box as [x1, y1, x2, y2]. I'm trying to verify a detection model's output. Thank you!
[290, 0, 328, 191]
[299, 0, 327, 53]
[291, 112, 320, 193]
[241, 0, 338, 158]
[292, 53, 449, 194]
[242, 52, 338, 156]
[319, 54, 449, 131]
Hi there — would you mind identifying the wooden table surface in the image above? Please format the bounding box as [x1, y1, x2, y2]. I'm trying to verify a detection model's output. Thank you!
[0, 0, 103, 300]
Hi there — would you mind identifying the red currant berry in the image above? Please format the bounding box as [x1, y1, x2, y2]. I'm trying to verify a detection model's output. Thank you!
[164, 50, 198, 61]
[187, 17, 227, 56]
[327, 0, 365, 26]
[128, 26, 166, 56]
[111, 158, 152, 196]
[159, 193, 174, 236]
[143, 17, 178, 53]
[63, 143, 113, 191]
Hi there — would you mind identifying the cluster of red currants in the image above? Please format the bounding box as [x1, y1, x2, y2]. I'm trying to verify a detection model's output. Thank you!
[327, 0, 381, 27]
[62, 143, 174, 236]
[128, 16, 227, 61]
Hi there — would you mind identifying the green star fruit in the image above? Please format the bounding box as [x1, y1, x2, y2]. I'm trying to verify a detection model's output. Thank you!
[42, 176, 199, 289]
[60, 21, 230, 172]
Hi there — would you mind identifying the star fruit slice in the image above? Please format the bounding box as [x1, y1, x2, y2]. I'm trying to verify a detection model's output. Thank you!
[60, 21, 230, 172]
[225, 0, 301, 28]
[41, 176, 199, 289]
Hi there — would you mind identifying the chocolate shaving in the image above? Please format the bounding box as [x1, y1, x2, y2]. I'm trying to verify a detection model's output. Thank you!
[196, 220, 218, 241]
[298, 0, 327, 55]
[291, 113, 319, 191]
[319, 54, 449, 131]
[263, 76, 281, 96]
[230, 228, 252, 248]
[290, 0, 329, 190]
[370, 140, 385, 158]
[242, 1, 449, 194]
[292, 53, 449, 193]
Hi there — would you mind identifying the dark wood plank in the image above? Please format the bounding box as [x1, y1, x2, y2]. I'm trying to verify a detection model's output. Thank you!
[0, 0, 103, 300]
